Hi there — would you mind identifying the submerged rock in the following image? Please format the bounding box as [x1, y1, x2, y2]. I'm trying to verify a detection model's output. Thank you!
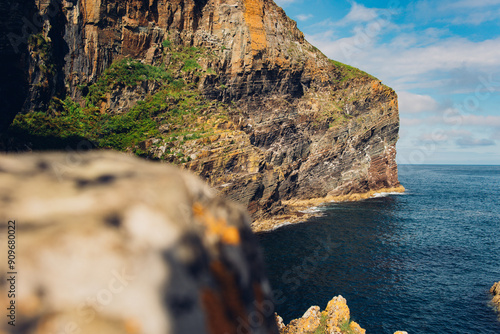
[0, 151, 278, 334]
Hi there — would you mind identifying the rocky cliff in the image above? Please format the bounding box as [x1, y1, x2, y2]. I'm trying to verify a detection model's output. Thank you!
[0, 150, 278, 334]
[2, 0, 401, 229]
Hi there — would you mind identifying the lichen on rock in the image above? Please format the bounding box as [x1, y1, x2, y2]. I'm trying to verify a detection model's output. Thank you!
[276, 295, 366, 334]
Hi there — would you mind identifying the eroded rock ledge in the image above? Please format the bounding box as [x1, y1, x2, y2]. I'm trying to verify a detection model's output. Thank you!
[0, 151, 278, 334]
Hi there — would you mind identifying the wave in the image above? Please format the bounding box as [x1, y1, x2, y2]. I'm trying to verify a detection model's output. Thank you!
[299, 206, 322, 214]
[372, 191, 407, 198]
[271, 221, 292, 231]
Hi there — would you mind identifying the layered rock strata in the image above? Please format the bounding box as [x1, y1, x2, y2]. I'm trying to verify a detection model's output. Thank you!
[0, 150, 278, 334]
[5, 0, 402, 227]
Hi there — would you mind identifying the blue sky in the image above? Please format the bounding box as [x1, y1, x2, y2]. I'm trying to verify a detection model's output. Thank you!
[275, 0, 500, 164]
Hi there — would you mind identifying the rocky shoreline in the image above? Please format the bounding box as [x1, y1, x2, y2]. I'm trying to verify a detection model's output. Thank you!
[251, 185, 406, 233]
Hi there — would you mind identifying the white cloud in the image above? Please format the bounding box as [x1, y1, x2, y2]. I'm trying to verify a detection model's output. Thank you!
[308, 29, 500, 92]
[410, 0, 500, 25]
[447, 0, 500, 9]
[415, 129, 496, 147]
[300, 0, 500, 163]
[398, 92, 440, 114]
[296, 14, 313, 21]
[338, 2, 378, 26]
[450, 8, 500, 25]
[456, 136, 495, 146]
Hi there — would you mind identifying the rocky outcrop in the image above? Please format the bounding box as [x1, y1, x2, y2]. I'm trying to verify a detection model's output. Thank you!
[0, 150, 278, 334]
[4, 0, 402, 227]
[275, 296, 408, 334]
[491, 281, 500, 313]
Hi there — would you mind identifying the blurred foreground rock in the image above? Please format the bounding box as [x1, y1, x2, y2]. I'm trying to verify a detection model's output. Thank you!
[0, 150, 278, 334]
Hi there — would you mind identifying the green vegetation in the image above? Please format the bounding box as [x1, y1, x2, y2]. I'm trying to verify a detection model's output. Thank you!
[28, 33, 55, 76]
[329, 59, 375, 83]
[85, 59, 172, 109]
[314, 313, 328, 334]
[339, 318, 357, 334]
[9, 40, 228, 158]
[329, 115, 351, 128]
[166, 42, 215, 75]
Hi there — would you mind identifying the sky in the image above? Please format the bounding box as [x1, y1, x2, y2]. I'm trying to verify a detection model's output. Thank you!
[274, 0, 500, 165]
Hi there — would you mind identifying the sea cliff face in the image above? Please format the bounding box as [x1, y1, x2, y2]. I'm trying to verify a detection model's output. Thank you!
[3, 0, 401, 228]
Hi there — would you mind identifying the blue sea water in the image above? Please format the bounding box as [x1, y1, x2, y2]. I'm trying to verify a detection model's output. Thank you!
[257, 165, 500, 334]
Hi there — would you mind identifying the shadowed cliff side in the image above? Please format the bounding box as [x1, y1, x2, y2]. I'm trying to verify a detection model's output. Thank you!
[4, 0, 402, 229]
[0, 150, 278, 334]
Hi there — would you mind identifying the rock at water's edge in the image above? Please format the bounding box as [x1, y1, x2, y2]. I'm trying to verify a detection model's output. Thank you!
[276, 295, 366, 334]
[491, 281, 500, 312]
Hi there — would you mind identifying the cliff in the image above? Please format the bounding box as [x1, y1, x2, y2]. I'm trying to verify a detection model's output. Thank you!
[0, 150, 278, 334]
[2, 0, 401, 229]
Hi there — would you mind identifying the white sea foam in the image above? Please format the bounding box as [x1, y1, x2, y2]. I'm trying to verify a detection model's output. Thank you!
[299, 206, 322, 214]
[372, 191, 406, 198]
[271, 221, 292, 231]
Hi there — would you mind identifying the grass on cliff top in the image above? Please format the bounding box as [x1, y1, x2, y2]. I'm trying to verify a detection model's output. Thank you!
[329, 59, 376, 83]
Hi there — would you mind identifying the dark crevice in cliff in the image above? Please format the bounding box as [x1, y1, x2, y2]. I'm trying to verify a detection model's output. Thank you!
[148, 0, 160, 23]
[0, 0, 40, 131]
[47, 0, 70, 102]
[192, 0, 209, 31]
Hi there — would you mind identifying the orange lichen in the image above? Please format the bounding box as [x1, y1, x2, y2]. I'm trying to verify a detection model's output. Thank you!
[124, 319, 141, 334]
[350, 321, 366, 334]
[243, 0, 268, 52]
[389, 98, 398, 108]
[325, 296, 350, 331]
[371, 80, 382, 92]
[192, 202, 241, 245]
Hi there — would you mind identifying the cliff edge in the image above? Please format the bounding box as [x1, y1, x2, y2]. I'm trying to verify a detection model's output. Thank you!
[3, 0, 402, 230]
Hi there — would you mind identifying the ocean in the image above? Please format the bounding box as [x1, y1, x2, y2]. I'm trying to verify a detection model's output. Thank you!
[257, 165, 500, 333]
